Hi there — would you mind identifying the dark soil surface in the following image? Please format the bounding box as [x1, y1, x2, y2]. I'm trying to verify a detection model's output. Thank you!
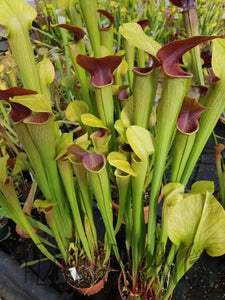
[173, 252, 225, 300]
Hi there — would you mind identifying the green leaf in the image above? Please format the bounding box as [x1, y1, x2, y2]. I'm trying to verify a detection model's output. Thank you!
[212, 38, 225, 79]
[117, 58, 128, 75]
[164, 185, 225, 257]
[166, 192, 205, 246]
[114, 119, 128, 143]
[121, 98, 133, 128]
[75, 132, 91, 149]
[162, 183, 185, 240]
[119, 23, 161, 58]
[0, 155, 8, 184]
[0, 0, 36, 33]
[101, 45, 111, 57]
[34, 199, 57, 212]
[12, 153, 28, 175]
[20, 258, 50, 268]
[38, 58, 55, 85]
[115, 58, 128, 83]
[193, 192, 225, 257]
[65, 100, 89, 122]
[28, 218, 54, 237]
[107, 151, 136, 176]
[0, 207, 9, 218]
[126, 126, 155, 161]
[81, 113, 108, 128]
[10, 94, 52, 113]
[182, 52, 192, 69]
[37, 58, 55, 104]
[55, 132, 73, 160]
[56, 0, 70, 9]
[189, 181, 215, 194]
[162, 182, 184, 201]
[20, 253, 61, 267]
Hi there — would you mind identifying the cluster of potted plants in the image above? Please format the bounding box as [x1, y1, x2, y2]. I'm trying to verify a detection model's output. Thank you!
[0, 0, 224, 299]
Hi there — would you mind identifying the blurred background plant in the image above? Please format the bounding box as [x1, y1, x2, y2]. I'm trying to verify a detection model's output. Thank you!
[197, 0, 225, 36]
[96, 0, 183, 45]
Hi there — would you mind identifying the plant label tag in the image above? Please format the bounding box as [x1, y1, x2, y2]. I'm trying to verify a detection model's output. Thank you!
[69, 267, 79, 281]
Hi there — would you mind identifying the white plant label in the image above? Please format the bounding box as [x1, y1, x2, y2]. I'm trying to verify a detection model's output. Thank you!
[69, 267, 79, 281]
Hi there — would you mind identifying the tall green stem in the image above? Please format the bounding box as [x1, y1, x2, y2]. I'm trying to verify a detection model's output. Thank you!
[89, 163, 123, 268]
[114, 171, 131, 234]
[100, 28, 114, 55]
[170, 132, 196, 182]
[24, 116, 72, 235]
[59, 28, 71, 76]
[57, 159, 93, 260]
[71, 159, 97, 248]
[182, 9, 204, 85]
[124, 40, 135, 89]
[159, 243, 178, 297]
[137, 49, 146, 68]
[0, 2, 42, 92]
[68, 43, 94, 112]
[78, 0, 101, 57]
[131, 155, 147, 289]
[133, 68, 159, 128]
[147, 76, 188, 265]
[67, 0, 83, 28]
[94, 86, 116, 147]
[181, 78, 225, 185]
[14, 123, 53, 200]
